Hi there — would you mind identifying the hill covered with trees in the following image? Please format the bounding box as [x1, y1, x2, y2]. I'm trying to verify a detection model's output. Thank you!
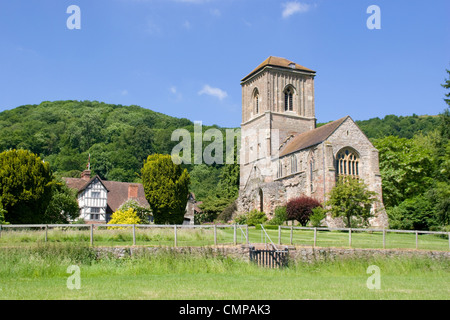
[0, 99, 448, 229]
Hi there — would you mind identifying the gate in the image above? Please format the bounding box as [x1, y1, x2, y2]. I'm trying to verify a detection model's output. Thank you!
[249, 247, 289, 268]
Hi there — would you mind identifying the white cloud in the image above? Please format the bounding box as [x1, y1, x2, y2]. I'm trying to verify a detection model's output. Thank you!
[282, 2, 311, 18]
[169, 86, 183, 101]
[182, 20, 191, 29]
[121, 89, 128, 96]
[198, 85, 227, 100]
[210, 8, 221, 17]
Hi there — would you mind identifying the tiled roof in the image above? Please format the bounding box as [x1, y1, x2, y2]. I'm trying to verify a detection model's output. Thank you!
[242, 56, 316, 82]
[279, 116, 349, 157]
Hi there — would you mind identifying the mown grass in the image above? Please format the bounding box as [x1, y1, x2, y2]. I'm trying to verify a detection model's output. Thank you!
[0, 226, 448, 251]
[0, 243, 448, 300]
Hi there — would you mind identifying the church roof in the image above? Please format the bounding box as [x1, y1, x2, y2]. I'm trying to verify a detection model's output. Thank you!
[241, 56, 316, 82]
[279, 116, 350, 157]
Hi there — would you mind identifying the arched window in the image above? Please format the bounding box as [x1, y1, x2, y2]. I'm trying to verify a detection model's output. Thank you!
[284, 86, 294, 111]
[259, 188, 264, 212]
[336, 148, 360, 177]
[290, 154, 297, 174]
[253, 88, 260, 114]
[277, 160, 283, 178]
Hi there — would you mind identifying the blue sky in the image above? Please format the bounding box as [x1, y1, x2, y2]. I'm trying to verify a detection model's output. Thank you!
[0, 0, 449, 128]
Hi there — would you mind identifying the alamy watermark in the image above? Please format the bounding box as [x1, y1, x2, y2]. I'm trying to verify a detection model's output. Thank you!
[366, 265, 381, 290]
[67, 265, 81, 290]
[367, 5, 381, 30]
[170, 122, 280, 165]
[67, 5, 81, 30]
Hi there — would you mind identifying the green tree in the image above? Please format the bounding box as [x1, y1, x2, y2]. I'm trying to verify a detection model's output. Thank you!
[0, 198, 7, 224]
[373, 135, 434, 208]
[44, 179, 80, 223]
[141, 154, 190, 224]
[387, 195, 435, 230]
[0, 149, 53, 223]
[325, 177, 377, 228]
[442, 68, 450, 106]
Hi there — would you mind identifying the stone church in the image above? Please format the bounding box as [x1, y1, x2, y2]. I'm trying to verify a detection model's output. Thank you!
[236, 56, 388, 228]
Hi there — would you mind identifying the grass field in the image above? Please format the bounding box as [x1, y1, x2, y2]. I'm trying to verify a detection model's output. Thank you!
[0, 225, 448, 251]
[0, 243, 448, 300]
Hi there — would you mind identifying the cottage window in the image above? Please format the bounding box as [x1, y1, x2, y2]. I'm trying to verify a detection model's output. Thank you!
[336, 148, 360, 177]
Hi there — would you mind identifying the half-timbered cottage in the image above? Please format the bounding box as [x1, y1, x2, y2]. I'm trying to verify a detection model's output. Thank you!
[64, 169, 150, 224]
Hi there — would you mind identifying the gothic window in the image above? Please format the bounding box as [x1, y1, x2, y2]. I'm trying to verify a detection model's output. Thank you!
[277, 160, 283, 178]
[336, 148, 360, 177]
[290, 154, 297, 174]
[253, 88, 260, 114]
[284, 86, 294, 111]
[310, 158, 314, 193]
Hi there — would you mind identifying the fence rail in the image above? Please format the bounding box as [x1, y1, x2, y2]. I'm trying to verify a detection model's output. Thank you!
[0, 224, 448, 251]
[279, 226, 450, 251]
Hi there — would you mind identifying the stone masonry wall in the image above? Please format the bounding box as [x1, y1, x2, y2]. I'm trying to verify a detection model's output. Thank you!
[92, 245, 449, 264]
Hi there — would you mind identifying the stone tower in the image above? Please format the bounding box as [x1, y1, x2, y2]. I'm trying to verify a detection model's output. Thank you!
[240, 56, 317, 190]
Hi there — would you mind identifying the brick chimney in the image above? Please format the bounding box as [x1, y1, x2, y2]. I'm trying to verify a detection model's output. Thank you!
[81, 170, 91, 181]
[128, 184, 139, 199]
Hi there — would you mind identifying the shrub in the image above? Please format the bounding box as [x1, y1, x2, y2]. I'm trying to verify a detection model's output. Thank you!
[287, 196, 322, 226]
[267, 206, 287, 225]
[233, 209, 267, 226]
[216, 200, 237, 223]
[246, 209, 268, 226]
[107, 207, 142, 229]
[309, 206, 326, 227]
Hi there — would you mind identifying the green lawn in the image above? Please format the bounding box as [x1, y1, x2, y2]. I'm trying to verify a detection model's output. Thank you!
[0, 244, 448, 300]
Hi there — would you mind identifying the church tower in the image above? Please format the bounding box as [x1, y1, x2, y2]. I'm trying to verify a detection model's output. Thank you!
[239, 56, 317, 189]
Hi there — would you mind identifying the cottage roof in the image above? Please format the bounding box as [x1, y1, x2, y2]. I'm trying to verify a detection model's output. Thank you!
[279, 116, 350, 157]
[103, 180, 149, 213]
[241, 56, 316, 82]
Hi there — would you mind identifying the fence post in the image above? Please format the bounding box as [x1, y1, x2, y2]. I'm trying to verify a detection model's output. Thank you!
[45, 225, 48, 242]
[233, 224, 237, 245]
[415, 231, 418, 249]
[214, 225, 217, 246]
[383, 229, 386, 249]
[246, 225, 249, 245]
[132, 224, 136, 246]
[290, 226, 293, 245]
[313, 228, 317, 247]
[90, 224, 94, 246]
[448, 232, 450, 250]
[174, 225, 177, 247]
[0, 225, 2, 239]
[348, 228, 352, 248]
[278, 226, 281, 245]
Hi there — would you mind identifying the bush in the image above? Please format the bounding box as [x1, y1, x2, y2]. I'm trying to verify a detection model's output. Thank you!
[287, 196, 322, 226]
[309, 206, 326, 227]
[216, 200, 237, 223]
[246, 210, 268, 226]
[107, 207, 142, 229]
[267, 206, 287, 225]
[234, 209, 268, 226]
